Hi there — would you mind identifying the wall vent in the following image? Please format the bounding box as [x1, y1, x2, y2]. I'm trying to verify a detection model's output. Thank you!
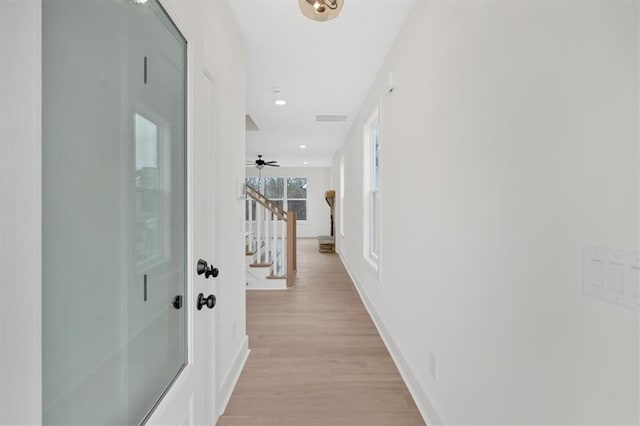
[316, 114, 348, 122]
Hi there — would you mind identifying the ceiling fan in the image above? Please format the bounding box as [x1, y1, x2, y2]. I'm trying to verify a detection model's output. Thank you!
[246, 155, 280, 170]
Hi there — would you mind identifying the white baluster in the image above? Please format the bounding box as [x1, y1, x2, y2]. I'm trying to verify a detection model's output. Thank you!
[256, 202, 262, 263]
[245, 198, 249, 249]
[281, 215, 286, 276]
[272, 213, 277, 275]
[265, 207, 271, 265]
[249, 201, 252, 244]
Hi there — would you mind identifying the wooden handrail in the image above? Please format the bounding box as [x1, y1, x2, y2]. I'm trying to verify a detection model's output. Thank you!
[245, 184, 287, 220]
[245, 183, 297, 287]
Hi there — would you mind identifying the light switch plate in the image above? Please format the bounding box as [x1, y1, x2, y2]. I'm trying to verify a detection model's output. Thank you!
[583, 246, 639, 311]
[430, 354, 437, 380]
[236, 180, 246, 200]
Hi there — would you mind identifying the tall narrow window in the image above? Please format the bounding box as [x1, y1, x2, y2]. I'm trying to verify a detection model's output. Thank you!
[287, 177, 307, 221]
[339, 156, 345, 237]
[363, 109, 380, 266]
[371, 124, 380, 257]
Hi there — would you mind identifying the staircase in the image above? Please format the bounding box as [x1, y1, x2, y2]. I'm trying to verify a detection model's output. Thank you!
[245, 184, 297, 290]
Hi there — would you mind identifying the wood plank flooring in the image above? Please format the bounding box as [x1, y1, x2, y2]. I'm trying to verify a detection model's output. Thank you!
[217, 238, 425, 426]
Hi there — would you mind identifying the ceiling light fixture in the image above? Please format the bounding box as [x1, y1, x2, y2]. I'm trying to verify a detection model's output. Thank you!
[274, 99, 287, 106]
[298, 0, 344, 22]
[130, 0, 148, 4]
[303, 161, 309, 165]
[299, 145, 307, 149]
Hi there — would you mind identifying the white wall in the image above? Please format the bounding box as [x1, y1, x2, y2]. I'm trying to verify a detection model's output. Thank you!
[246, 166, 332, 238]
[0, 1, 42, 423]
[334, 2, 639, 424]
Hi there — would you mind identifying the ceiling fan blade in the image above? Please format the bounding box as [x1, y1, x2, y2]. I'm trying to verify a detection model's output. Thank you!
[264, 161, 278, 164]
[245, 161, 255, 165]
[265, 164, 280, 167]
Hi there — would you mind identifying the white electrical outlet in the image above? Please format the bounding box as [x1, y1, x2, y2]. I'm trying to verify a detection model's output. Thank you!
[430, 354, 437, 380]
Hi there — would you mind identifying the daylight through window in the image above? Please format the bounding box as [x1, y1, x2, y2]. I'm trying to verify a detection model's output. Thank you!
[246, 177, 307, 221]
[363, 109, 380, 265]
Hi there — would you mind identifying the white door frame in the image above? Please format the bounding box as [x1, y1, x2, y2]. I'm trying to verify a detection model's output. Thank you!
[145, 1, 216, 422]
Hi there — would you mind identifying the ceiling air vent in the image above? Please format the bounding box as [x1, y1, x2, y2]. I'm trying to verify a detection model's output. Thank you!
[316, 115, 347, 122]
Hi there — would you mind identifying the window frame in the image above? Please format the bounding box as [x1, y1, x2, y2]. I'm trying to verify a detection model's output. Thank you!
[285, 177, 308, 222]
[245, 176, 308, 222]
[363, 108, 380, 270]
[339, 156, 345, 238]
[263, 176, 285, 213]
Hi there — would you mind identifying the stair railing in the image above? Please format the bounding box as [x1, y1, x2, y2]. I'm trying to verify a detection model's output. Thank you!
[245, 184, 297, 287]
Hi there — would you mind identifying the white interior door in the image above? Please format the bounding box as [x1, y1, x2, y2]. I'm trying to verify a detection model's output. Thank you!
[40, 0, 215, 424]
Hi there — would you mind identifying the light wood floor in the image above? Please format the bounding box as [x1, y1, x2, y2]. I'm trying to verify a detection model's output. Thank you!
[217, 239, 425, 426]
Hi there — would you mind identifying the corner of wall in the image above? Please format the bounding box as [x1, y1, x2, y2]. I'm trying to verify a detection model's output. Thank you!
[338, 252, 445, 425]
[216, 335, 250, 419]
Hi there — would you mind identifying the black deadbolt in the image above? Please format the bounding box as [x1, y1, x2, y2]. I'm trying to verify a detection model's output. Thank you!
[197, 259, 219, 279]
[197, 293, 216, 310]
[172, 295, 183, 310]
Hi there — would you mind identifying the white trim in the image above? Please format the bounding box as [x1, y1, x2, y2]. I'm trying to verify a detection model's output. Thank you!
[363, 252, 379, 272]
[339, 155, 345, 237]
[216, 336, 250, 418]
[0, 0, 43, 423]
[158, 0, 195, 371]
[637, 6, 640, 424]
[139, 1, 199, 424]
[338, 252, 445, 426]
[362, 108, 380, 270]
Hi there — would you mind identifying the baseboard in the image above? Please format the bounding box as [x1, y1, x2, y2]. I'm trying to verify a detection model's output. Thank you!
[216, 335, 250, 418]
[338, 252, 445, 425]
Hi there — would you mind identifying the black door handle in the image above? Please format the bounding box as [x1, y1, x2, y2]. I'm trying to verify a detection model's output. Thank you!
[197, 259, 219, 279]
[197, 293, 216, 310]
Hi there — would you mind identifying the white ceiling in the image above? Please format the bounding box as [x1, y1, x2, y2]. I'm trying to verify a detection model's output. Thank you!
[228, 0, 414, 167]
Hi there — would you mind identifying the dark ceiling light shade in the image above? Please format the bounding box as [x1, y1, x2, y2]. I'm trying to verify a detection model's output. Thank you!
[246, 155, 280, 170]
[298, 0, 344, 22]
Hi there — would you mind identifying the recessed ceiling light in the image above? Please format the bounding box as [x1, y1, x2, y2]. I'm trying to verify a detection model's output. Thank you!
[274, 99, 286, 106]
[303, 161, 309, 165]
[299, 145, 307, 149]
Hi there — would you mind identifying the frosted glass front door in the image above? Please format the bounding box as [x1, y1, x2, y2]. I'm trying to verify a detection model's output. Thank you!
[43, 0, 187, 424]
